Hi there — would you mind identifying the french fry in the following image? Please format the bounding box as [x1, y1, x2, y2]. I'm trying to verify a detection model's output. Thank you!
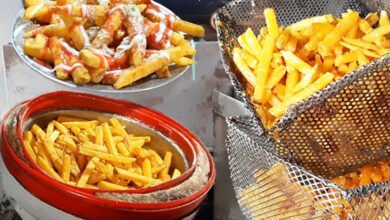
[379, 11, 390, 27]
[172, 169, 181, 179]
[266, 66, 286, 89]
[269, 72, 334, 117]
[362, 24, 390, 42]
[285, 66, 299, 98]
[288, 14, 334, 31]
[102, 122, 118, 155]
[109, 118, 127, 137]
[37, 156, 64, 182]
[80, 143, 108, 153]
[159, 152, 172, 180]
[98, 181, 128, 190]
[319, 11, 359, 56]
[253, 34, 276, 103]
[61, 154, 71, 182]
[232, 48, 256, 87]
[24, 131, 37, 163]
[142, 159, 152, 178]
[79, 148, 135, 164]
[77, 157, 99, 187]
[114, 55, 169, 89]
[116, 168, 155, 185]
[172, 20, 205, 38]
[264, 8, 279, 36]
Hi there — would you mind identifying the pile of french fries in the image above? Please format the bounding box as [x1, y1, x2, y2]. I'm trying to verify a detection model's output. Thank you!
[233, 8, 390, 128]
[332, 159, 390, 189]
[23, 116, 181, 190]
[239, 162, 341, 219]
[331, 160, 390, 218]
[23, 0, 205, 89]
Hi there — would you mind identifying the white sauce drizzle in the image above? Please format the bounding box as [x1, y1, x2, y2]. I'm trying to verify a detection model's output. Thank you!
[59, 39, 80, 56]
[146, 50, 170, 62]
[105, 69, 124, 75]
[55, 63, 83, 72]
[145, 8, 165, 20]
[89, 48, 110, 68]
[109, 4, 126, 15]
[155, 23, 167, 42]
[81, 4, 89, 17]
[80, 25, 91, 48]
[30, 2, 46, 18]
[67, 5, 73, 15]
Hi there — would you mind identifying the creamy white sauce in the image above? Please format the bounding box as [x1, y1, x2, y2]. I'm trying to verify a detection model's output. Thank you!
[145, 8, 165, 20]
[81, 4, 89, 17]
[80, 25, 91, 48]
[55, 63, 83, 72]
[109, 4, 126, 15]
[147, 50, 170, 62]
[105, 69, 124, 75]
[90, 48, 110, 68]
[67, 5, 73, 15]
[30, 2, 46, 18]
[155, 23, 167, 42]
[59, 39, 80, 56]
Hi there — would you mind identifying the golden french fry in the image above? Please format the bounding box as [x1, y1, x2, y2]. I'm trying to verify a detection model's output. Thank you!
[24, 131, 37, 163]
[114, 55, 169, 89]
[173, 19, 205, 38]
[62, 154, 71, 182]
[379, 10, 390, 27]
[285, 66, 299, 98]
[102, 122, 118, 155]
[266, 66, 286, 89]
[318, 11, 359, 56]
[362, 24, 390, 42]
[365, 12, 379, 26]
[79, 147, 135, 164]
[172, 169, 181, 179]
[288, 14, 334, 31]
[142, 159, 152, 178]
[232, 48, 256, 87]
[109, 118, 127, 137]
[253, 34, 276, 103]
[175, 57, 194, 67]
[264, 8, 279, 36]
[37, 156, 64, 182]
[269, 72, 334, 117]
[97, 181, 128, 190]
[335, 51, 359, 66]
[77, 157, 98, 187]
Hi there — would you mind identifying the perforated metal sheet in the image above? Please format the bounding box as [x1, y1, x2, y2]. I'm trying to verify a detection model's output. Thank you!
[216, 0, 390, 219]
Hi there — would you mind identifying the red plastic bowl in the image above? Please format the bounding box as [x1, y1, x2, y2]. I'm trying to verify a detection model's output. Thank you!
[1, 91, 216, 220]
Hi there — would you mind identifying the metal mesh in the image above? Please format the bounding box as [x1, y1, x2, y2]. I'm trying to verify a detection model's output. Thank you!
[217, 0, 390, 219]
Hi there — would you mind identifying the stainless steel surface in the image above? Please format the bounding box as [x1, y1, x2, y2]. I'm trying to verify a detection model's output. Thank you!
[24, 109, 189, 172]
[212, 90, 247, 220]
[12, 3, 191, 93]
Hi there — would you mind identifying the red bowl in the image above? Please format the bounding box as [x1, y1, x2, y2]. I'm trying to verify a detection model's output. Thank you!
[1, 91, 216, 220]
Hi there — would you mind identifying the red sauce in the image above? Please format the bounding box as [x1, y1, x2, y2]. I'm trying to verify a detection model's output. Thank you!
[147, 24, 172, 50]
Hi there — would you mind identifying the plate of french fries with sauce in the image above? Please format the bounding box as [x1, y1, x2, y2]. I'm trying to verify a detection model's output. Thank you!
[230, 8, 390, 129]
[13, 0, 205, 92]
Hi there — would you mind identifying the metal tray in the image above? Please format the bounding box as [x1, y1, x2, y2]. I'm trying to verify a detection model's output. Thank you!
[12, 2, 191, 93]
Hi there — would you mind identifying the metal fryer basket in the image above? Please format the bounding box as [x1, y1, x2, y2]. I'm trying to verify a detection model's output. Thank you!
[216, 0, 390, 219]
